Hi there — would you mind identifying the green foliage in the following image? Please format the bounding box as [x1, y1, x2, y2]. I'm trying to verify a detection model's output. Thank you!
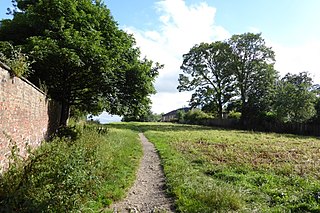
[228, 111, 241, 120]
[274, 72, 316, 123]
[179, 33, 278, 122]
[0, 41, 32, 77]
[179, 33, 319, 126]
[228, 33, 278, 122]
[179, 41, 235, 118]
[312, 97, 320, 123]
[0, 0, 160, 126]
[54, 125, 82, 141]
[0, 123, 142, 212]
[119, 122, 320, 212]
[69, 106, 88, 122]
[263, 111, 278, 122]
[176, 110, 186, 123]
[184, 109, 212, 124]
[122, 109, 162, 122]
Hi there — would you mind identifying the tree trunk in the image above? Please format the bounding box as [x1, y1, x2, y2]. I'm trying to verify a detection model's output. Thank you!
[60, 101, 70, 126]
[218, 102, 223, 119]
[240, 95, 248, 125]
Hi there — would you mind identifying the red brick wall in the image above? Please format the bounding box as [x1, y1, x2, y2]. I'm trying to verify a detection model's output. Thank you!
[0, 64, 60, 173]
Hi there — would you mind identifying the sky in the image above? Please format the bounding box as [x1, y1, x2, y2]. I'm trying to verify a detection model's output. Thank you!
[105, 0, 320, 114]
[1, 0, 320, 121]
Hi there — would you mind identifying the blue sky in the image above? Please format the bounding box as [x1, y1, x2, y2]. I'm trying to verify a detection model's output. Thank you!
[1, 0, 320, 116]
[106, 0, 320, 46]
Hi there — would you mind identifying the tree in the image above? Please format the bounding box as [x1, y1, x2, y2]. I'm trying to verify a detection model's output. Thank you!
[312, 97, 320, 123]
[228, 33, 277, 122]
[311, 84, 320, 123]
[274, 72, 316, 123]
[122, 110, 162, 122]
[178, 41, 235, 118]
[0, 0, 160, 126]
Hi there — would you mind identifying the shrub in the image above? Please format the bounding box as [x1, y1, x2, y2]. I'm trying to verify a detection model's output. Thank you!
[54, 125, 82, 141]
[0, 41, 32, 77]
[263, 111, 278, 123]
[176, 110, 186, 123]
[0, 123, 141, 212]
[0, 131, 100, 212]
[228, 111, 241, 120]
[184, 109, 212, 124]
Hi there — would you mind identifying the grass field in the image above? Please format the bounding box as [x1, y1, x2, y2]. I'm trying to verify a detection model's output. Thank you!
[112, 122, 320, 212]
[2, 121, 320, 212]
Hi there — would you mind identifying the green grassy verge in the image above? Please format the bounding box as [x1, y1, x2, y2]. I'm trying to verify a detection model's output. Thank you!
[113, 122, 320, 212]
[0, 123, 142, 212]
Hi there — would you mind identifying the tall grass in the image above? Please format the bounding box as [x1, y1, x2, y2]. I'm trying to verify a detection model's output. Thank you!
[144, 129, 245, 212]
[0, 123, 142, 212]
[113, 122, 320, 212]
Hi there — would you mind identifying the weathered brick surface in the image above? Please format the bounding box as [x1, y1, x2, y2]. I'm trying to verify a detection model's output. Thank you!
[0, 65, 61, 173]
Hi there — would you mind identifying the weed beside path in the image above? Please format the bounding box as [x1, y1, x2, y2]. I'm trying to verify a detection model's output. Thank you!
[0, 123, 142, 212]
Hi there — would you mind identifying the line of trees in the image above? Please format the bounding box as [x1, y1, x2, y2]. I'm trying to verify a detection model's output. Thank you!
[178, 33, 320, 125]
[0, 0, 161, 126]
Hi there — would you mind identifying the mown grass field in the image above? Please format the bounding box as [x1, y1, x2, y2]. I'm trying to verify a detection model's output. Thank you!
[112, 122, 320, 212]
[0, 123, 142, 212]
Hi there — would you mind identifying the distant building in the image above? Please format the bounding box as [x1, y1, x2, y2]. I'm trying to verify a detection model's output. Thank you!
[161, 107, 191, 122]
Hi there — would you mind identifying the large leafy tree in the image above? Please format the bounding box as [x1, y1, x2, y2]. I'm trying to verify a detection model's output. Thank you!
[274, 72, 316, 123]
[228, 33, 277, 122]
[311, 84, 320, 123]
[178, 42, 235, 118]
[0, 0, 159, 125]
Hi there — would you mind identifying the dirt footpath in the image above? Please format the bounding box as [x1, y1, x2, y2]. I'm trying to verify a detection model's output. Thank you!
[111, 133, 175, 213]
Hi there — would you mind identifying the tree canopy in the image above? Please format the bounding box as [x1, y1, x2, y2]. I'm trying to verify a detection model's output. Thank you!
[0, 0, 160, 125]
[274, 72, 316, 123]
[178, 41, 235, 118]
[228, 33, 277, 122]
[178, 33, 278, 122]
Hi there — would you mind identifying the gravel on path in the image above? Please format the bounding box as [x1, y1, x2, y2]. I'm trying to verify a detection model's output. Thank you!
[111, 133, 175, 213]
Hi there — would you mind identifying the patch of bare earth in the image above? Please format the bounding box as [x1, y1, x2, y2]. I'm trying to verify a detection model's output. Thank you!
[111, 133, 175, 213]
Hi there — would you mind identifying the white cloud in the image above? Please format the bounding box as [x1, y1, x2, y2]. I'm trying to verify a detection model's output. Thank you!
[125, 0, 230, 114]
[123, 0, 320, 115]
[151, 92, 192, 114]
[88, 112, 122, 124]
[273, 40, 320, 83]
